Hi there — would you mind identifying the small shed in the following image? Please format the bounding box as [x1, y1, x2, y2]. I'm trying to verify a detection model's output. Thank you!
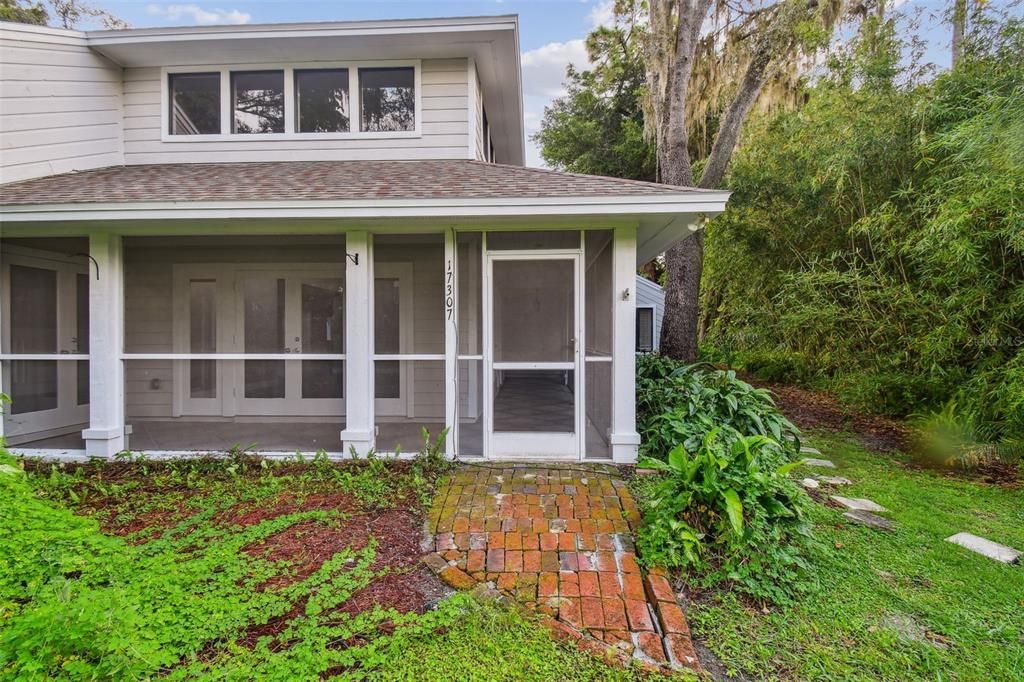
[635, 275, 664, 353]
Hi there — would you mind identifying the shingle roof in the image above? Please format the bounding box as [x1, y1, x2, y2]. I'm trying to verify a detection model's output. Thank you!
[0, 160, 709, 206]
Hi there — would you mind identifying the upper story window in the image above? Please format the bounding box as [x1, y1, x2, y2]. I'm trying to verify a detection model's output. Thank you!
[232, 71, 285, 134]
[165, 62, 418, 139]
[295, 68, 350, 133]
[169, 73, 220, 135]
[359, 67, 415, 132]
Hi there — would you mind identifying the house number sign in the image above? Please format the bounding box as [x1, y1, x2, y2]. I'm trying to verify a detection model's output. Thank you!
[446, 259, 455, 320]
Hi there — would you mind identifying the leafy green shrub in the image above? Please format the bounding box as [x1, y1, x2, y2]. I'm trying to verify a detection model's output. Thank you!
[636, 354, 801, 461]
[700, 17, 1024, 439]
[636, 429, 814, 604]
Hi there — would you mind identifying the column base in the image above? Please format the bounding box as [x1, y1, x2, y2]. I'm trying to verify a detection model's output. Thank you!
[610, 432, 641, 464]
[82, 426, 126, 458]
[341, 429, 374, 458]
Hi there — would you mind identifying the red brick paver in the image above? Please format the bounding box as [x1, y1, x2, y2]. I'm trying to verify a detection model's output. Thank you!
[426, 464, 701, 673]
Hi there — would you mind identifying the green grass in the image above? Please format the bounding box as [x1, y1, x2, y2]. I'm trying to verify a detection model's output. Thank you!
[689, 434, 1024, 681]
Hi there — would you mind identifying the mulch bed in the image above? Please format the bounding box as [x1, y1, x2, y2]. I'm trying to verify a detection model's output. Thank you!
[750, 379, 1020, 486]
[51, 463, 451, 656]
[749, 380, 913, 453]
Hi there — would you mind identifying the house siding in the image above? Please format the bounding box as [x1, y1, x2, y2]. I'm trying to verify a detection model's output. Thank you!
[121, 58, 471, 165]
[0, 24, 124, 183]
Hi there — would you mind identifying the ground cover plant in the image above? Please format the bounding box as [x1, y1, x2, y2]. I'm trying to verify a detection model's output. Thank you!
[688, 434, 1024, 681]
[0, 444, 675, 681]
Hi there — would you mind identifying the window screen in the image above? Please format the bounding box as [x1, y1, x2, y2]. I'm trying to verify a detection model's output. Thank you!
[636, 308, 655, 352]
[359, 67, 415, 132]
[232, 71, 285, 134]
[169, 73, 220, 135]
[295, 69, 350, 133]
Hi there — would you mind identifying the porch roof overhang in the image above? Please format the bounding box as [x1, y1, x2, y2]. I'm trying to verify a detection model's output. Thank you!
[0, 161, 730, 265]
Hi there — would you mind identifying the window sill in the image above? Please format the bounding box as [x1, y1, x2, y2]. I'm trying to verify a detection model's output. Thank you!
[160, 130, 423, 143]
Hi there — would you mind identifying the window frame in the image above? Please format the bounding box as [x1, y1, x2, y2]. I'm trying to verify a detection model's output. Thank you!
[160, 60, 422, 142]
[636, 306, 655, 353]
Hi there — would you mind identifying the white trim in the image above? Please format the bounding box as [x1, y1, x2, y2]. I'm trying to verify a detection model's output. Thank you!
[492, 362, 574, 371]
[0, 194, 730, 222]
[160, 61, 422, 142]
[0, 355, 90, 361]
[371, 354, 443, 361]
[444, 228, 458, 457]
[611, 226, 640, 463]
[87, 16, 520, 43]
[584, 356, 614, 363]
[467, 57, 477, 160]
[121, 354, 345, 361]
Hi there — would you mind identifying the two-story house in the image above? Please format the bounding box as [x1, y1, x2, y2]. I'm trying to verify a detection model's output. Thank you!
[0, 15, 728, 462]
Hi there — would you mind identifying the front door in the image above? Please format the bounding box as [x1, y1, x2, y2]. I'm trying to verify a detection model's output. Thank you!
[1, 252, 89, 439]
[485, 254, 581, 459]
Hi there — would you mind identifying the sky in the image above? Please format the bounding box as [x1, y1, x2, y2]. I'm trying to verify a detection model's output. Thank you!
[90, 0, 978, 167]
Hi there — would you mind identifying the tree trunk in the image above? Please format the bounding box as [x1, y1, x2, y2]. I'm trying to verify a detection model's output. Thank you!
[951, 0, 967, 67]
[660, 33, 774, 360]
[660, 231, 704, 360]
[655, 0, 713, 360]
[699, 41, 773, 189]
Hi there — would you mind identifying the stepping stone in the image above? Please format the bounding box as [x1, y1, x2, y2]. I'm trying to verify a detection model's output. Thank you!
[803, 458, 836, 469]
[946, 532, 1021, 564]
[831, 495, 888, 513]
[800, 478, 820, 489]
[843, 510, 896, 531]
[814, 475, 852, 486]
[800, 446, 822, 455]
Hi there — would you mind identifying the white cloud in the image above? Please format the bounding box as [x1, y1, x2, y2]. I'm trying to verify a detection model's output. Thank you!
[586, 0, 616, 29]
[146, 4, 251, 26]
[521, 39, 590, 98]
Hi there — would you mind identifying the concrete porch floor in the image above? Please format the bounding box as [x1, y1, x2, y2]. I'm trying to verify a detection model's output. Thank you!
[13, 375, 609, 457]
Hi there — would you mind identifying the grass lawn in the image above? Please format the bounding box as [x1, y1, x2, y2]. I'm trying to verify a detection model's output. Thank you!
[0, 450, 665, 681]
[686, 434, 1024, 681]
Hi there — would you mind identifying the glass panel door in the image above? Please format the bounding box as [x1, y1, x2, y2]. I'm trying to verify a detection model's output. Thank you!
[487, 255, 580, 459]
[2, 257, 89, 438]
[234, 270, 344, 416]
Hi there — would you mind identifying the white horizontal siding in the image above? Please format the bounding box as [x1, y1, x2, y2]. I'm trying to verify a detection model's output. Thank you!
[0, 25, 123, 183]
[121, 58, 471, 165]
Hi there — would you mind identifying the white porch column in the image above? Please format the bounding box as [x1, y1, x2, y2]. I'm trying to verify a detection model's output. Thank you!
[444, 228, 457, 458]
[342, 231, 374, 456]
[610, 225, 640, 463]
[82, 232, 125, 457]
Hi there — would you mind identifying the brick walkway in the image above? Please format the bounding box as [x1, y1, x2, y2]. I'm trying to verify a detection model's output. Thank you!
[424, 464, 700, 672]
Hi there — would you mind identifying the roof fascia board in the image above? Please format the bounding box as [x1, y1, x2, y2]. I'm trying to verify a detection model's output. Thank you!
[0, 196, 728, 222]
[0, 20, 87, 44]
[84, 16, 519, 46]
